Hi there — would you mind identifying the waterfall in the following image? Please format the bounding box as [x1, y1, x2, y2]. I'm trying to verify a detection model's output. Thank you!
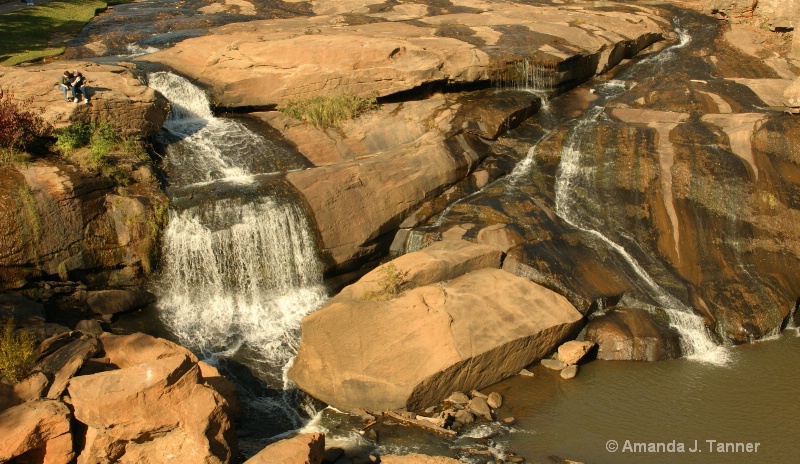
[148, 72, 328, 439]
[148, 71, 304, 186]
[496, 58, 557, 92]
[157, 197, 326, 376]
[552, 94, 729, 365]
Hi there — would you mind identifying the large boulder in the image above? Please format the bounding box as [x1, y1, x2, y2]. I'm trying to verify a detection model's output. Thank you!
[286, 130, 488, 269]
[0, 62, 169, 137]
[334, 240, 502, 301]
[289, 266, 583, 411]
[68, 354, 237, 464]
[139, 1, 666, 108]
[244, 433, 324, 464]
[0, 399, 74, 464]
[584, 307, 682, 361]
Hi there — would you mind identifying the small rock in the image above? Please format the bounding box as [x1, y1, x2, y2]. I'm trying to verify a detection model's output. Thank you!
[502, 416, 516, 425]
[446, 391, 470, 404]
[394, 409, 416, 420]
[424, 406, 436, 414]
[351, 408, 376, 422]
[557, 340, 596, 365]
[365, 428, 379, 442]
[86, 289, 156, 316]
[0, 399, 74, 464]
[454, 408, 475, 425]
[0, 294, 45, 325]
[13, 371, 49, 402]
[487, 392, 503, 409]
[74, 319, 104, 335]
[470, 389, 488, 399]
[518, 369, 535, 377]
[468, 396, 492, 421]
[506, 456, 525, 463]
[560, 365, 579, 380]
[541, 359, 567, 370]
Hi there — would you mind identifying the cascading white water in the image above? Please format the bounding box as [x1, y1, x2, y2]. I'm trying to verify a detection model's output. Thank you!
[149, 71, 328, 384]
[502, 58, 557, 92]
[148, 71, 304, 185]
[158, 198, 326, 376]
[552, 89, 729, 365]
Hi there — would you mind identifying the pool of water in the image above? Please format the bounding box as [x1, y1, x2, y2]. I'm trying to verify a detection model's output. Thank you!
[483, 329, 800, 464]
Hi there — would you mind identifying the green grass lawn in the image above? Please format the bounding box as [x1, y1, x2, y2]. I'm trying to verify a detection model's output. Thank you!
[0, 0, 107, 66]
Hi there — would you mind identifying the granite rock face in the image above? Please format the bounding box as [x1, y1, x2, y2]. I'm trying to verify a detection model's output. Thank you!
[290, 249, 583, 411]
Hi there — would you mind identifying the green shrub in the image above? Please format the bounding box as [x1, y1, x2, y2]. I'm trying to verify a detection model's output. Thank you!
[90, 120, 117, 160]
[55, 122, 93, 152]
[363, 262, 409, 301]
[280, 93, 378, 129]
[0, 318, 36, 384]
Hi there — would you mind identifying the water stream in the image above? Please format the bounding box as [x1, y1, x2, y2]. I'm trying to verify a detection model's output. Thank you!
[146, 72, 327, 452]
[94, 3, 797, 462]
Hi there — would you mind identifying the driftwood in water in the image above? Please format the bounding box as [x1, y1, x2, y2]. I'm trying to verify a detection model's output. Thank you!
[384, 411, 457, 437]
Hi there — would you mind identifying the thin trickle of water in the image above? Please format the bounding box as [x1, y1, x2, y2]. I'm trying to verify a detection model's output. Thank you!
[496, 58, 557, 92]
[549, 24, 729, 365]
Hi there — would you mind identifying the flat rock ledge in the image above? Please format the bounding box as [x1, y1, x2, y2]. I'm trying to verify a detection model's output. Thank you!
[289, 240, 584, 412]
[138, 0, 668, 108]
[0, 61, 169, 137]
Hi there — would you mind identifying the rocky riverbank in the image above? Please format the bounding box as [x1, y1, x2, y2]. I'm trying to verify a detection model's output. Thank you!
[1, 0, 799, 462]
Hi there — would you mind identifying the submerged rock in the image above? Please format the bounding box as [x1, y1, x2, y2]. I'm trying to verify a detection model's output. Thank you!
[380, 454, 462, 464]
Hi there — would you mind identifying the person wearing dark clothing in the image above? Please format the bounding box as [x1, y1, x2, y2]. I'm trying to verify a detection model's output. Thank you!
[71, 71, 89, 104]
[57, 71, 73, 101]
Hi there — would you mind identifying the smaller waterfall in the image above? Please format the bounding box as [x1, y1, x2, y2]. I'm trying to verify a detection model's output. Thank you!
[553, 105, 729, 365]
[495, 58, 558, 92]
[158, 197, 326, 376]
[148, 71, 304, 186]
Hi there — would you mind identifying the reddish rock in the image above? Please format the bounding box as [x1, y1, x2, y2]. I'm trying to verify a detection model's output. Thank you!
[244, 433, 325, 464]
[557, 340, 597, 366]
[380, 454, 463, 464]
[290, 267, 583, 411]
[68, 354, 237, 464]
[0, 62, 169, 136]
[0, 399, 74, 464]
[584, 307, 682, 361]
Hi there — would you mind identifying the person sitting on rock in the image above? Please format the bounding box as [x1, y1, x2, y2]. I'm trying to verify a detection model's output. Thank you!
[71, 70, 89, 104]
[56, 70, 74, 102]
